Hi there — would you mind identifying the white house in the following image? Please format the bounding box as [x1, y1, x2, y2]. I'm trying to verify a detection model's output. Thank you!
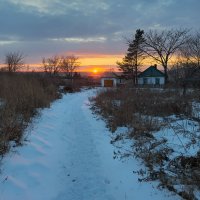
[138, 65, 165, 85]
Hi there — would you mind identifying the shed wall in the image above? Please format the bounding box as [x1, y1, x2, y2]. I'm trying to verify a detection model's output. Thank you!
[101, 78, 117, 87]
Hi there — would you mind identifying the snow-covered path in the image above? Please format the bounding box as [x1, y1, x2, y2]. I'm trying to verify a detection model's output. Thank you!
[0, 89, 178, 200]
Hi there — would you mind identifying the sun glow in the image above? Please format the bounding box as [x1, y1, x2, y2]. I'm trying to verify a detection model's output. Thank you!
[16, 52, 180, 73]
[93, 69, 98, 73]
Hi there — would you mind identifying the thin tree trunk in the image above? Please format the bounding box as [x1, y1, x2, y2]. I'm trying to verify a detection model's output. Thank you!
[164, 66, 168, 83]
[135, 66, 138, 85]
[132, 68, 135, 86]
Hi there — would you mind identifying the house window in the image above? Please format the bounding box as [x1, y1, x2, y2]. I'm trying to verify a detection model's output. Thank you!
[143, 78, 148, 84]
[155, 78, 160, 85]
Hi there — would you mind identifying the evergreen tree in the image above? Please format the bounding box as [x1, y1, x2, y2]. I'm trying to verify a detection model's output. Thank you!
[117, 29, 145, 84]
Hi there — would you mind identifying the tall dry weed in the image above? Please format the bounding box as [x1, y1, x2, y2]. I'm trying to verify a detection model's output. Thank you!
[0, 73, 60, 155]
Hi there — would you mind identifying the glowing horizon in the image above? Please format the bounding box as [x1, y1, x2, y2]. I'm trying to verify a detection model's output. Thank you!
[5, 53, 124, 72]
[0, 53, 181, 73]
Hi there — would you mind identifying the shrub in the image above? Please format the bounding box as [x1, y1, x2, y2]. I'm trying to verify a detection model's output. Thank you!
[91, 88, 195, 132]
[0, 72, 60, 156]
[91, 87, 200, 199]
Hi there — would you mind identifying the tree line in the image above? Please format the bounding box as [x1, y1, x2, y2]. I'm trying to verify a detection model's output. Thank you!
[42, 55, 80, 77]
[117, 28, 200, 84]
[0, 53, 80, 78]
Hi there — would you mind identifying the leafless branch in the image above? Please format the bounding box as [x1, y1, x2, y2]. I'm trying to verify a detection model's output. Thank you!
[5, 52, 25, 72]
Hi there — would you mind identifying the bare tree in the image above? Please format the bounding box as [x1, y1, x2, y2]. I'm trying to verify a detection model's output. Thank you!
[180, 32, 200, 68]
[170, 61, 200, 95]
[143, 29, 189, 82]
[5, 52, 25, 72]
[60, 55, 80, 78]
[170, 62, 198, 82]
[170, 33, 200, 93]
[170, 32, 200, 85]
[42, 56, 61, 75]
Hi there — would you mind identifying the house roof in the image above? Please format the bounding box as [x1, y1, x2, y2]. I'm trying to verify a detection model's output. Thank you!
[138, 66, 165, 78]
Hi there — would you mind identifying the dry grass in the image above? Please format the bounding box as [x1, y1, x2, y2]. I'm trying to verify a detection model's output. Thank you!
[0, 72, 61, 155]
[91, 88, 196, 132]
[91, 87, 200, 200]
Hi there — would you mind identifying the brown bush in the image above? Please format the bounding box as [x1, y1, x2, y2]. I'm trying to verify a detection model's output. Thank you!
[0, 72, 61, 156]
[91, 88, 195, 132]
[91, 87, 200, 199]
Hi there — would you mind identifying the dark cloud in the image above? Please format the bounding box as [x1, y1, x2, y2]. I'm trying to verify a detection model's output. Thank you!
[0, 0, 199, 63]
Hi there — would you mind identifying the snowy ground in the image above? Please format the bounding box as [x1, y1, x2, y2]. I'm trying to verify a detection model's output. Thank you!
[0, 89, 179, 200]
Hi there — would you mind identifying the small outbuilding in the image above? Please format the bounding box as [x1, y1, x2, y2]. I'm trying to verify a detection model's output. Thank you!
[101, 76, 118, 87]
[138, 65, 165, 85]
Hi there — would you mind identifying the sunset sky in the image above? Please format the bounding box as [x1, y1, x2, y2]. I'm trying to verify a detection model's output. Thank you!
[0, 0, 199, 72]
